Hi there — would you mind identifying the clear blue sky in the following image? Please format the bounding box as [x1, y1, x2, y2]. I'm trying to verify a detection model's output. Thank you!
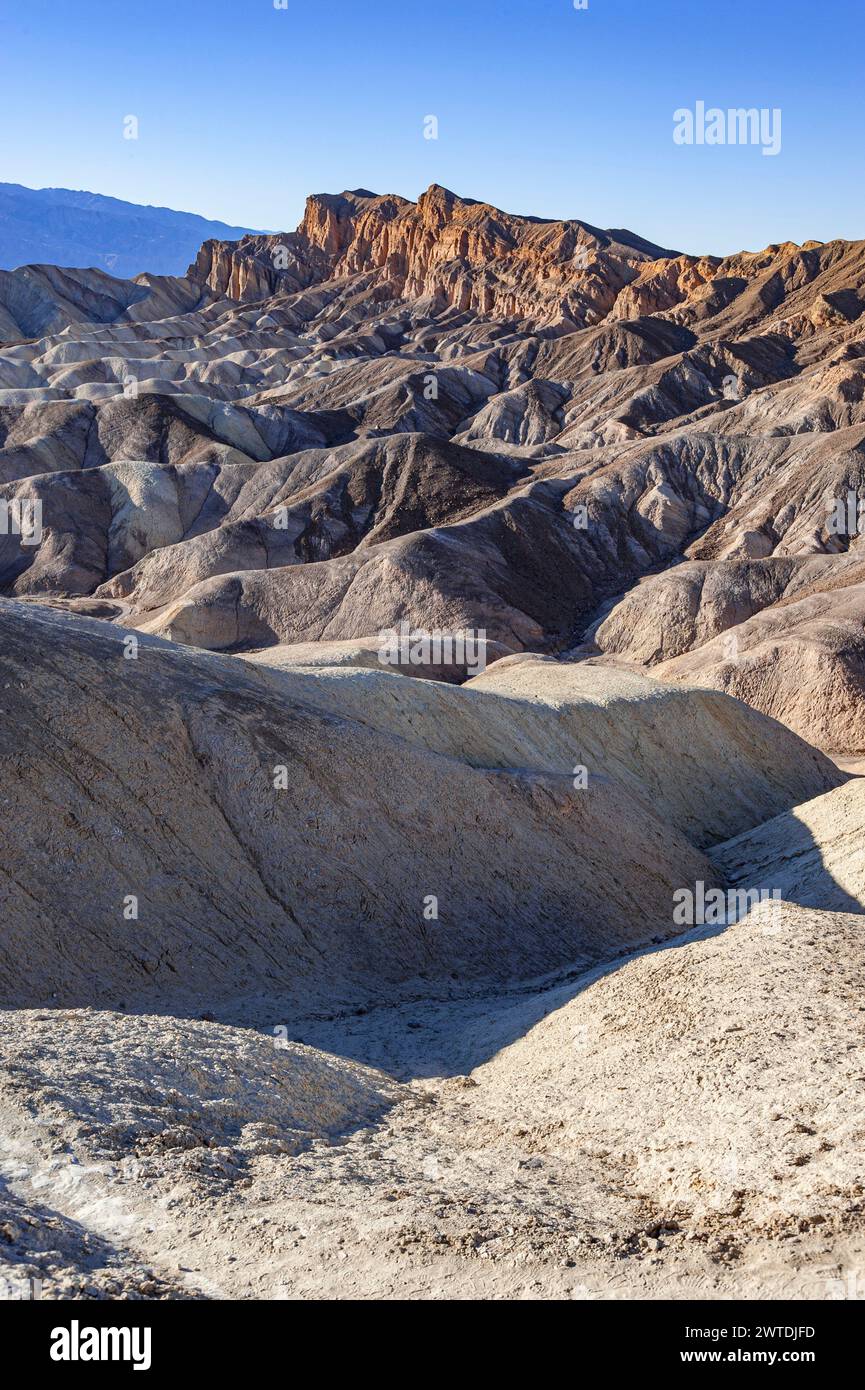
[1, 0, 862, 255]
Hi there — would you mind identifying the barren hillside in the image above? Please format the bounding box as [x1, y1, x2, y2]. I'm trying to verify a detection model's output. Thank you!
[1, 185, 863, 1303]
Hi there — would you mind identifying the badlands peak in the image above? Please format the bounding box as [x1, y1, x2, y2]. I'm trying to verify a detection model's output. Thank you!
[191, 183, 685, 327]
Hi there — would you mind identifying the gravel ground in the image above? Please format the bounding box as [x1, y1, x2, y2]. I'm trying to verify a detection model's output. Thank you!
[1, 895, 862, 1300]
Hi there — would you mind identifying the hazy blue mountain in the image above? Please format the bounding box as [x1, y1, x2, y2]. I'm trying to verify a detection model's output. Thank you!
[0, 183, 258, 278]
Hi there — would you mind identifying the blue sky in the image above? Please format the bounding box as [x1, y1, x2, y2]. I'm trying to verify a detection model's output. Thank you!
[1, 0, 862, 255]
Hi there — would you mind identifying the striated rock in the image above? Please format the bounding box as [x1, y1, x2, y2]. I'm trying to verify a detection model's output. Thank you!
[0, 600, 840, 1010]
[654, 578, 865, 754]
[190, 184, 682, 331]
[3, 186, 865, 751]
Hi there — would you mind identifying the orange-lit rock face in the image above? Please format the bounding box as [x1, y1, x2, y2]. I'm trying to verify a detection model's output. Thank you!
[189, 185, 857, 342]
[190, 184, 706, 328]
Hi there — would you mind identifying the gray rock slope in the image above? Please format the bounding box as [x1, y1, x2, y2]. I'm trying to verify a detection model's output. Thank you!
[0, 601, 841, 1013]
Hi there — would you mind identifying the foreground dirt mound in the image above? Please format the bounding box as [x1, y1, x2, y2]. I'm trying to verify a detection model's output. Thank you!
[0, 1184, 196, 1301]
[1, 777, 862, 1301]
[0, 1010, 401, 1176]
[473, 900, 865, 1242]
[0, 1009, 400, 1300]
[0, 600, 842, 1012]
[5, 899, 862, 1299]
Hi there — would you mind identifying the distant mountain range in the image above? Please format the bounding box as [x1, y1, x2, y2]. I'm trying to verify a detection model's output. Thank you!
[0, 183, 259, 278]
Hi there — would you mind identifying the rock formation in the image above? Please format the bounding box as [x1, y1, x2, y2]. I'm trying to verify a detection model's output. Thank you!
[1, 185, 864, 1303]
[1, 184, 863, 749]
